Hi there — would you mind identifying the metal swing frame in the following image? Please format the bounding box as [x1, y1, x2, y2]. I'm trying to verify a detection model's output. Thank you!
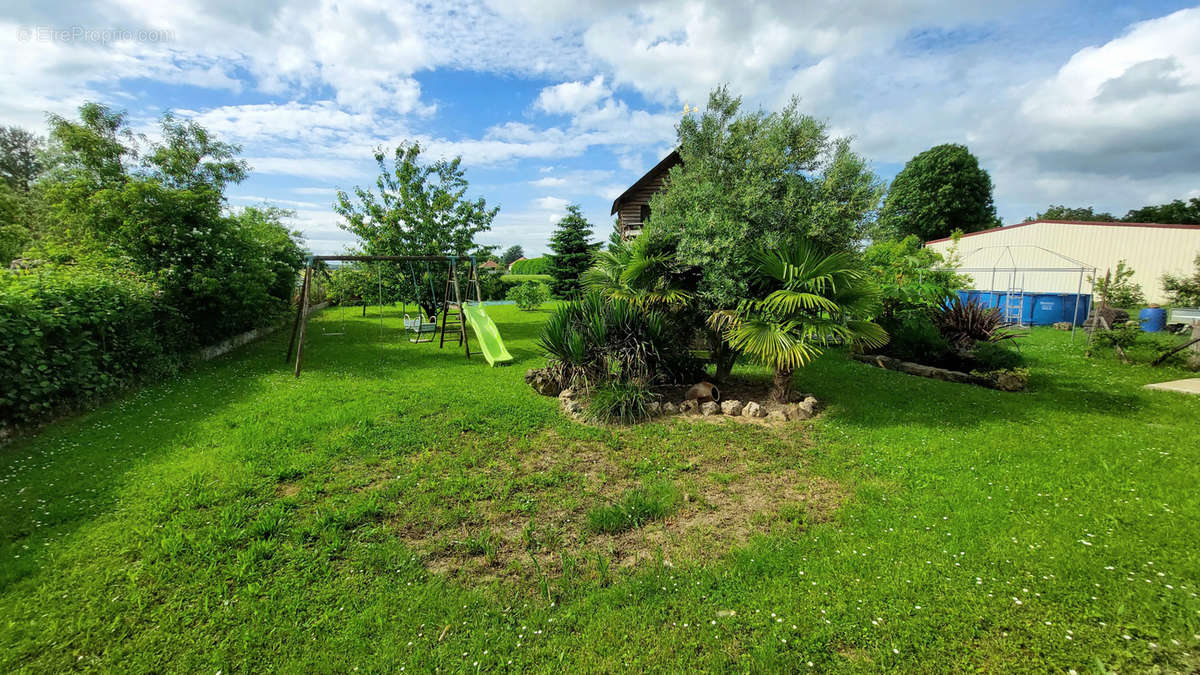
[285, 255, 479, 377]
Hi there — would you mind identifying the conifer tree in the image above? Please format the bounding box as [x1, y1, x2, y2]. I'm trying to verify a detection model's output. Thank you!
[546, 204, 598, 298]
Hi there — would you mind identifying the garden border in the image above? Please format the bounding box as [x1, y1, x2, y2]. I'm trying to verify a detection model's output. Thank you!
[851, 353, 1026, 391]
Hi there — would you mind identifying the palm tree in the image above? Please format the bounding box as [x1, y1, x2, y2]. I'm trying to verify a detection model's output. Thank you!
[581, 233, 693, 309]
[710, 241, 888, 403]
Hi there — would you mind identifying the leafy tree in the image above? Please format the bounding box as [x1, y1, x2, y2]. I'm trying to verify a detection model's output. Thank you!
[1123, 198, 1200, 225]
[500, 245, 525, 267]
[1161, 255, 1200, 307]
[862, 235, 960, 324]
[1027, 205, 1117, 222]
[1089, 260, 1145, 309]
[0, 126, 45, 192]
[335, 141, 496, 319]
[880, 143, 998, 240]
[546, 204, 598, 298]
[40, 102, 303, 345]
[647, 85, 883, 377]
[710, 241, 886, 403]
[0, 222, 30, 264]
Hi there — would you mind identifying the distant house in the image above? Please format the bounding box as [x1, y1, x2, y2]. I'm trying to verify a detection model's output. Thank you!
[610, 150, 681, 240]
[507, 257, 526, 272]
[480, 260, 500, 272]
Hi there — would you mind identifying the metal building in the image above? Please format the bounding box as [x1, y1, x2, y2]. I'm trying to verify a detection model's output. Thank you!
[925, 220, 1200, 304]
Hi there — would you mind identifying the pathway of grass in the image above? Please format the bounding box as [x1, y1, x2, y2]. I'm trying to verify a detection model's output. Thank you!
[1, 306, 1198, 672]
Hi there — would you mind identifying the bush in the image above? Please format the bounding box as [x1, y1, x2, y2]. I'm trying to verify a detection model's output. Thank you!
[500, 273, 554, 285]
[882, 316, 955, 365]
[586, 481, 680, 534]
[584, 381, 655, 425]
[970, 341, 1025, 371]
[863, 235, 961, 324]
[537, 292, 702, 389]
[0, 266, 179, 425]
[1090, 260, 1145, 309]
[476, 269, 506, 301]
[933, 297, 1016, 351]
[507, 281, 550, 311]
[1162, 254, 1200, 307]
[510, 257, 550, 275]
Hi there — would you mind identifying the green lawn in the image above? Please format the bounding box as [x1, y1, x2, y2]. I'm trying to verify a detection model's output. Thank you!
[2, 305, 1198, 672]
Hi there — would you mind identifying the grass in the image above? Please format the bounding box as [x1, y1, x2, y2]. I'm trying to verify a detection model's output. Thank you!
[1, 304, 1199, 672]
[586, 481, 681, 534]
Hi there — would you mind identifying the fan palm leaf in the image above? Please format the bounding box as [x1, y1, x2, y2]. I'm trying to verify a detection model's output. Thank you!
[718, 239, 888, 402]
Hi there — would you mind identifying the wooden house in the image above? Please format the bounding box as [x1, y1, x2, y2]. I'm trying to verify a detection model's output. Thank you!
[609, 150, 681, 239]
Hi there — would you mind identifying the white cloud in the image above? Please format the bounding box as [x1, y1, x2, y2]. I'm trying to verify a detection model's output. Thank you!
[1016, 7, 1200, 180]
[535, 75, 610, 114]
[533, 196, 569, 211]
[530, 176, 568, 187]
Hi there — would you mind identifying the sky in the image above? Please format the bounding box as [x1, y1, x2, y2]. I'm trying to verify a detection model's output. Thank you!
[2, 1, 1199, 256]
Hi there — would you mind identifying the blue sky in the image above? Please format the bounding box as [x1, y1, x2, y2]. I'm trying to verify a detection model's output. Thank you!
[2, 1, 1199, 255]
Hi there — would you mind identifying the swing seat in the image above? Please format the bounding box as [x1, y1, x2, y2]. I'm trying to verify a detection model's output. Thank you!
[404, 313, 437, 343]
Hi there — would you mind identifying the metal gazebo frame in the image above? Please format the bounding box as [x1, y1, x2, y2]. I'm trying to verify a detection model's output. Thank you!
[934, 245, 1097, 341]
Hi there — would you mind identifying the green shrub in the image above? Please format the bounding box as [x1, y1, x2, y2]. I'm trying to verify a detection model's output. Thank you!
[0, 266, 179, 425]
[1162, 254, 1200, 307]
[507, 281, 550, 311]
[970, 340, 1025, 371]
[476, 269, 506, 301]
[500, 274, 554, 285]
[0, 223, 31, 265]
[510, 257, 550, 275]
[586, 481, 680, 534]
[584, 381, 655, 425]
[882, 316, 955, 365]
[537, 292, 702, 389]
[933, 297, 1016, 351]
[1090, 260, 1145, 309]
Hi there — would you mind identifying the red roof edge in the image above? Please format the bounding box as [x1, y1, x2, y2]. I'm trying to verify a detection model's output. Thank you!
[925, 219, 1200, 245]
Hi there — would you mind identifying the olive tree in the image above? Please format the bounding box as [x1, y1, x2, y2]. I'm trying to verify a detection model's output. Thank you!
[646, 86, 884, 378]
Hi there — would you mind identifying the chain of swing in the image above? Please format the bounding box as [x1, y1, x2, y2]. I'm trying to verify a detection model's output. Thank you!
[319, 258, 456, 341]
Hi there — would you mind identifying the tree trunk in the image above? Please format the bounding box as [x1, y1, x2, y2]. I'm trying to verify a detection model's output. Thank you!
[708, 334, 736, 381]
[361, 303, 367, 317]
[768, 368, 794, 403]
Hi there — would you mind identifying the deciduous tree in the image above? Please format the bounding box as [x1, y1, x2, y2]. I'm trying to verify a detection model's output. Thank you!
[879, 143, 998, 240]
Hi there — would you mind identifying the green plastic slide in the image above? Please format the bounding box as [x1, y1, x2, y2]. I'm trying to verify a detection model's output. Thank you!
[462, 303, 513, 366]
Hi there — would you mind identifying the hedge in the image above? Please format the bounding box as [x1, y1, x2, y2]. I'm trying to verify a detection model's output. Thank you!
[0, 266, 180, 425]
[510, 257, 550, 275]
[500, 274, 553, 285]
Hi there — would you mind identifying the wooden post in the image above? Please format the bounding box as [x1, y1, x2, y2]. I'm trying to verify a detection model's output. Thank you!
[285, 268, 310, 363]
[293, 266, 312, 377]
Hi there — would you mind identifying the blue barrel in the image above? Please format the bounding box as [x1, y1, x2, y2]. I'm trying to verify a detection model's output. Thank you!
[1139, 307, 1166, 332]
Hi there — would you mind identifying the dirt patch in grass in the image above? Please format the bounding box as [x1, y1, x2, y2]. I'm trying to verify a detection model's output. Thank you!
[385, 427, 848, 585]
[276, 482, 301, 498]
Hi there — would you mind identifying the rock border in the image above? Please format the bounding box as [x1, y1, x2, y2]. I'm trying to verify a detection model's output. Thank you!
[555, 386, 820, 425]
[851, 353, 1026, 391]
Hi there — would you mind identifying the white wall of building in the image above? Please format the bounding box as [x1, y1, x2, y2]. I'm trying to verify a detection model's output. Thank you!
[925, 221, 1200, 304]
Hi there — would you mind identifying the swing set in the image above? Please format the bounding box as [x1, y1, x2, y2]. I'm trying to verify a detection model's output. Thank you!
[285, 254, 510, 377]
